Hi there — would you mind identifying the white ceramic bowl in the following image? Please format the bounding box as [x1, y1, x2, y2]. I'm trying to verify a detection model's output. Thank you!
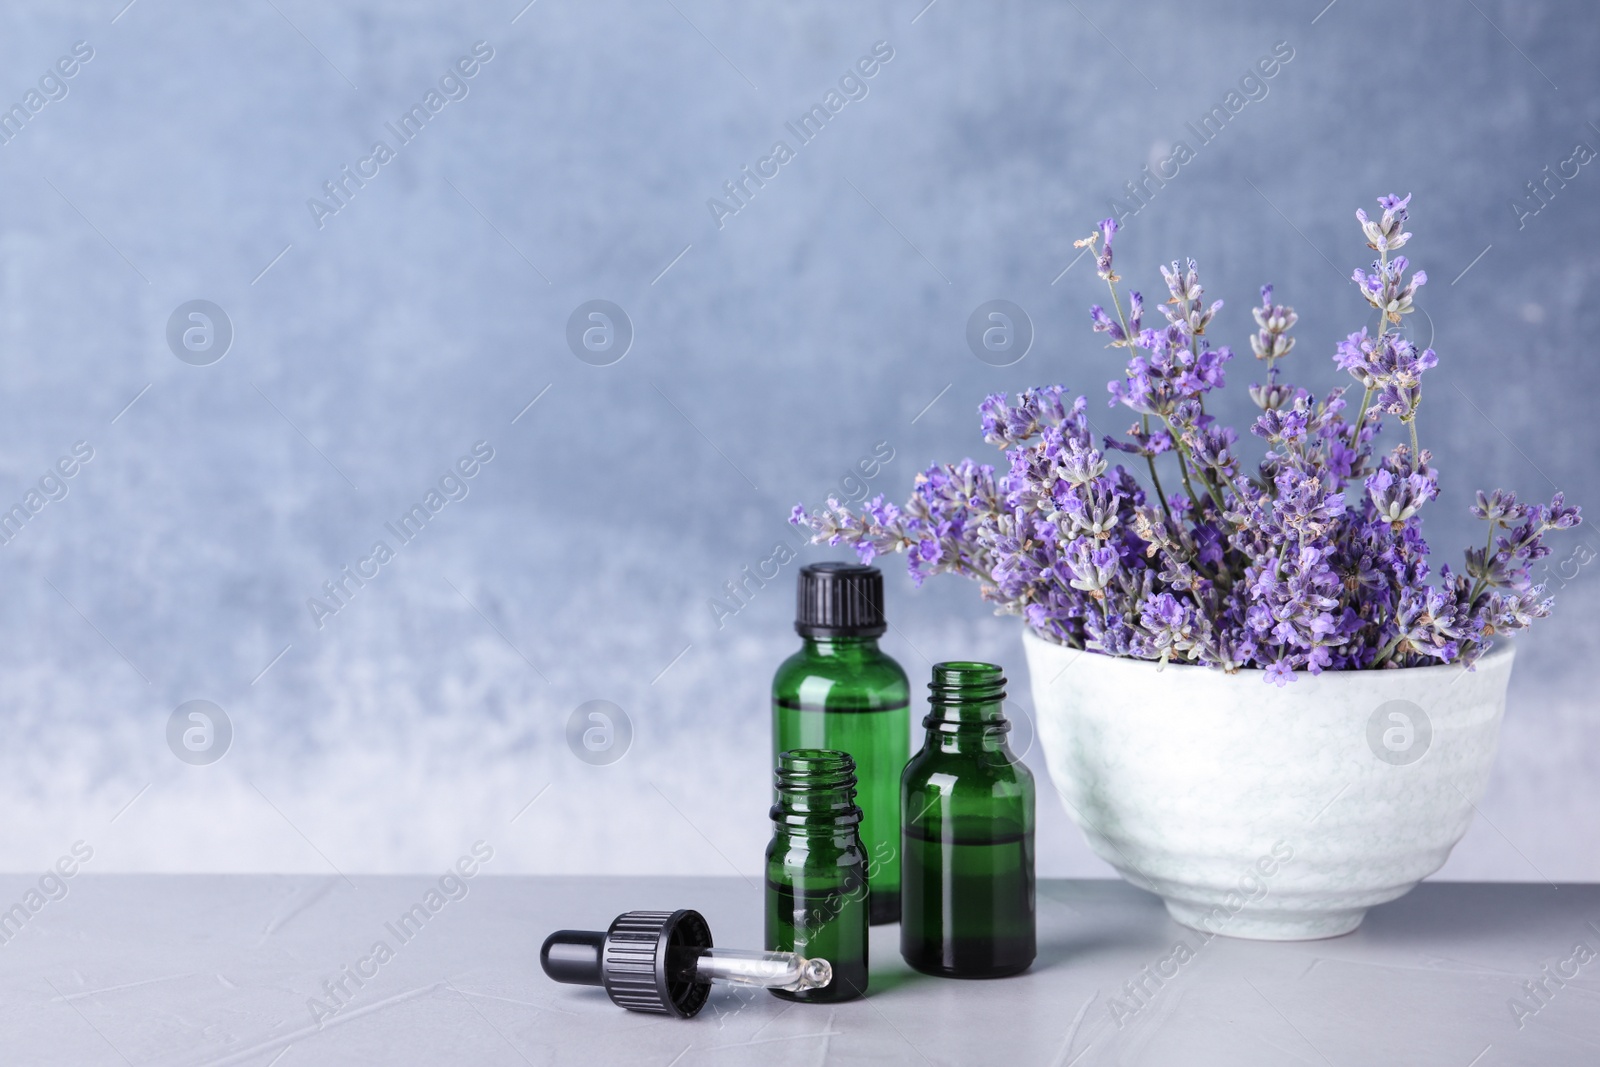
[1023, 628, 1515, 939]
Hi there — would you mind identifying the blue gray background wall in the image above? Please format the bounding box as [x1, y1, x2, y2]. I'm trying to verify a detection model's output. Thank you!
[1, 0, 1596, 880]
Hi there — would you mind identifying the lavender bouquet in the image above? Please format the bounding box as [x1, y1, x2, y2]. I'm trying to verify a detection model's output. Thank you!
[793, 196, 1581, 685]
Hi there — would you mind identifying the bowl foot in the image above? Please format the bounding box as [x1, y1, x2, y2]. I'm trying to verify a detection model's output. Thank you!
[1162, 898, 1366, 941]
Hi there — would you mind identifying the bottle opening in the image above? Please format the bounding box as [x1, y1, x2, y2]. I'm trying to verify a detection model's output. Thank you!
[773, 749, 861, 823]
[929, 661, 1006, 704]
[775, 748, 858, 791]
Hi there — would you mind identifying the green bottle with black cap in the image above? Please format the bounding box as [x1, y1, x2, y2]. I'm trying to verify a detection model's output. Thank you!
[772, 563, 910, 925]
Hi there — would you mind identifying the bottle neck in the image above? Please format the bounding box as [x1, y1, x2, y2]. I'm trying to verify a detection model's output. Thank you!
[923, 661, 1011, 754]
[922, 702, 1011, 754]
[772, 749, 862, 832]
[800, 634, 882, 662]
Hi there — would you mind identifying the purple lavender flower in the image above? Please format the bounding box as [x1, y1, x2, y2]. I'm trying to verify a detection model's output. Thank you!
[1187, 425, 1239, 478]
[1075, 218, 1121, 283]
[1089, 305, 1125, 344]
[1365, 448, 1438, 527]
[1158, 259, 1222, 336]
[1545, 492, 1582, 529]
[1353, 255, 1428, 325]
[1356, 193, 1413, 252]
[1250, 285, 1298, 362]
[1095, 218, 1118, 280]
[792, 195, 1582, 681]
[1066, 542, 1119, 596]
[980, 386, 1073, 448]
[1470, 489, 1527, 525]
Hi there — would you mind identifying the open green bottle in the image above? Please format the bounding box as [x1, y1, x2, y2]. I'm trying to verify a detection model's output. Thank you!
[765, 749, 869, 1002]
[772, 563, 909, 925]
[900, 661, 1036, 978]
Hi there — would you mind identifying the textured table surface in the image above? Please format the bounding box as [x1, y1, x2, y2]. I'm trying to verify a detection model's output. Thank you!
[1, 875, 1597, 1066]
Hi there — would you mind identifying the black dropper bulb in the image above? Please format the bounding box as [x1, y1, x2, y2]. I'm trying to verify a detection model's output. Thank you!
[539, 929, 606, 985]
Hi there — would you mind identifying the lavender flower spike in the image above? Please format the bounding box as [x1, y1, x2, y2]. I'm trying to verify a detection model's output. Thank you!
[1356, 193, 1412, 252]
[1075, 218, 1120, 282]
[1250, 284, 1298, 362]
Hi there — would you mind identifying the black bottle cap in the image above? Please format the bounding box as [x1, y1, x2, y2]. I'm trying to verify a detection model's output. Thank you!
[796, 562, 886, 638]
[540, 909, 714, 1018]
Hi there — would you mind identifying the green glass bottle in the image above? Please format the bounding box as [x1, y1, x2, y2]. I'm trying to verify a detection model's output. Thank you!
[901, 661, 1036, 978]
[773, 563, 909, 926]
[765, 749, 869, 1003]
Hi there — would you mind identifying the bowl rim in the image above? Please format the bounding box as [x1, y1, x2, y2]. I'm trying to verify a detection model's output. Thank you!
[1020, 623, 1515, 680]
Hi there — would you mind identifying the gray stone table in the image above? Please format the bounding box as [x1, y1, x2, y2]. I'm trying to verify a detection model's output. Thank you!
[1, 875, 1597, 1066]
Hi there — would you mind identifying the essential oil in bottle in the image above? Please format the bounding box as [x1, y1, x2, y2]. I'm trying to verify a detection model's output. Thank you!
[765, 748, 869, 1002]
[772, 563, 910, 926]
[900, 662, 1036, 978]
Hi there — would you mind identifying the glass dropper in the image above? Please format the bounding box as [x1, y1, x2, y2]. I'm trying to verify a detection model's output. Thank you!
[689, 946, 832, 991]
[541, 909, 833, 1017]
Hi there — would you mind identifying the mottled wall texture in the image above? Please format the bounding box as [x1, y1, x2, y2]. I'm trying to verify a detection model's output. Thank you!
[1, 0, 1596, 880]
